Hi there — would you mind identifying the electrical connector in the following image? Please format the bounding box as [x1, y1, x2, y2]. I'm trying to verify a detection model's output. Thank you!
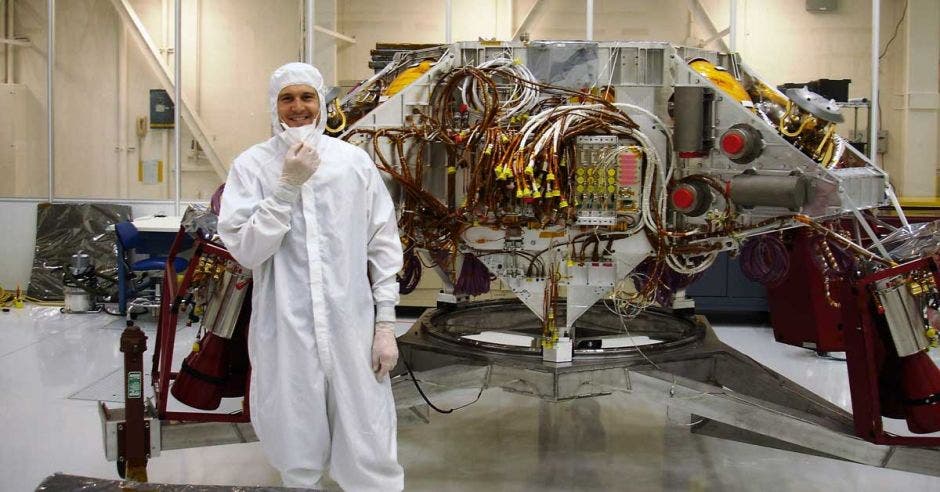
[13, 285, 24, 309]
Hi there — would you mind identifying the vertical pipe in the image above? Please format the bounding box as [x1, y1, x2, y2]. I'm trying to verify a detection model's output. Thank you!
[304, 0, 314, 64]
[868, 0, 908, 229]
[162, 0, 169, 63]
[46, 0, 53, 202]
[870, 0, 880, 161]
[173, 0, 180, 215]
[118, 24, 128, 198]
[509, 0, 515, 40]
[163, 131, 170, 198]
[444, 0, 452, 43]
[729, 0, 737, 51]
[586, 0, 593, 41]
[2, 0, 6, 83]
[493, 0, 498, 39]
[194, 0, 201, 112]
[4, 0, 12, 84]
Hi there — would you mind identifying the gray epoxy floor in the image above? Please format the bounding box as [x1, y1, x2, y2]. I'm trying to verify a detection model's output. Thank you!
[2, 305, 940, 491]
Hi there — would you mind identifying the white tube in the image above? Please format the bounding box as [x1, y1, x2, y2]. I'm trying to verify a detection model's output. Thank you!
[47, 0, 53, 202]
[162, 0, 169, 63]
[445, 0, 452, 43]
[870, 0, 879, 162]
[586, 0, 593, 41]
[729, 0, 737, 51]
[194, 0, 201, 111]
[174, 0, 180, 214]
[886, 184, 910, 229]
[4, 0, 13, 84]
[2, 0, 6, 83]
[304, 0, 314, 64]
[118, 24, 127, 198]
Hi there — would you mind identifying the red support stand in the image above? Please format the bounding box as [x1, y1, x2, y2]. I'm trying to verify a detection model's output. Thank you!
[841, 255, 940, 445]
[150, 227, 252, 424]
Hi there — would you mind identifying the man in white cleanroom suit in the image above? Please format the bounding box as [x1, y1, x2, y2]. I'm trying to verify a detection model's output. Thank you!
[218, 62, 404, 490]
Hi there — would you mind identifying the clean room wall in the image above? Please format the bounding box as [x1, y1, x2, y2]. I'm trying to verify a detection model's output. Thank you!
[0, 0, 321, 288]
[5, 0, 318, 201]
[0, 0, 923, 200]
[1, 0, 48, 198]
[0, 201, 39, 290]
[52, 0, 121, 199]
[334, 0, 927, 198]
[0, 0, 936, 288]
[336, 0, 445, 87]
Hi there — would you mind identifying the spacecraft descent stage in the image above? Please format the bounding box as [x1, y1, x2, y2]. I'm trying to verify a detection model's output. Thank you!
[101, 41, 940, 481]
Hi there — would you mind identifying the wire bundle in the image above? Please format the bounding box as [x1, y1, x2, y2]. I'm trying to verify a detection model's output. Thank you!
[454, 252, 491, 296]
[740, 234, 791, 287]
[461, 57, 540, 123]
[210, 184, 225, 215]
[630, 258, 702, 308]
[343, 59, 826, 305]
[397, 249, 422, 295]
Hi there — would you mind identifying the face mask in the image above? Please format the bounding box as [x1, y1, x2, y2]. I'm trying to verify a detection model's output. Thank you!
[278, 121, 322, 148]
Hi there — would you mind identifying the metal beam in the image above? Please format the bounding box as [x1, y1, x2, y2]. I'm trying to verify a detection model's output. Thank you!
[686, 0, 729, 52]
[870, 0, 879, 161]
[0, 37, 29, 46]
[729, 0, 737, 51]
[641, 369, 940, 477]
[314, 24, 355, 44]
[512, 0, 544, 40]
[699, 26, 730, 47]
[46, 0, 53, 202]
[173, 0, 180, 214]
[304, 0, 313, 64]
[107, 0, 228, 181]
[444, 0, 452, 43]
[585, 0, 593, 41]
[3, 0, 11, 83]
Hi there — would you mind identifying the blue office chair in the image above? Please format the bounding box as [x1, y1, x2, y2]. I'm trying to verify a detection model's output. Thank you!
[115, 221, 189, 317]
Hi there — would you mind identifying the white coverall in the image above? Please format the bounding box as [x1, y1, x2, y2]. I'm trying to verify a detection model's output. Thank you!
[218, 63, 405, 490]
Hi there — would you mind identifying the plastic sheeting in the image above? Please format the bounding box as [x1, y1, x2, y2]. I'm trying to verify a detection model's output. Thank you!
[181, 204, 219, 241]
[27, 203, 131, 301]
[882, 220, 940, 262]
[526, 41, 599, 90]
[35, 474, 319, 491]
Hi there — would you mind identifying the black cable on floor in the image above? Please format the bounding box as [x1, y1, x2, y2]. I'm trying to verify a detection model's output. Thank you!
[400, 356, 490, 414]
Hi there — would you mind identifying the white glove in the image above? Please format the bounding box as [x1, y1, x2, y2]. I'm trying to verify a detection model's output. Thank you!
[280, 142, 320, 187]
[371, 321, 399, 382]
[928, 307, 940, 330]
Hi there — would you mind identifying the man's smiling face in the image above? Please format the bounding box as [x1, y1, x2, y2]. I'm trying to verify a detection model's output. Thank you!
[277, 84, 320, 128]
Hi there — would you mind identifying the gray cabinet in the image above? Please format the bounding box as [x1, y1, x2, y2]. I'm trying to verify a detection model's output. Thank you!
[685, 252, 768, 312]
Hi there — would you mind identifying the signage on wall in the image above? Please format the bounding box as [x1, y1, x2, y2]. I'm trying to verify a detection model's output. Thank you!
[150, 89, 175, 129]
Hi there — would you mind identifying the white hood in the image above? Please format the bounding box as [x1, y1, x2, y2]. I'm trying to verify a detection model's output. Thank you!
[268, 62, 328, 147]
